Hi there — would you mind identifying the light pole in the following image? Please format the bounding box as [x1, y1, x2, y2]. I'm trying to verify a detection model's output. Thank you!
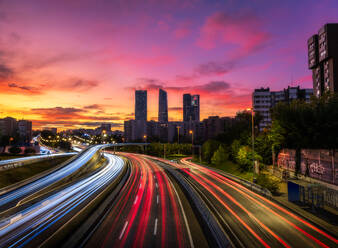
[177, 126, 181, 155]
[247, 107, 255, 182]
[143, 135, 147, 154]
[189, 130, 194, 157]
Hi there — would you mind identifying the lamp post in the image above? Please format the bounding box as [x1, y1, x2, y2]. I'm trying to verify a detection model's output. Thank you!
[143, 135, 147, 154]
[189, 130, 194, 157]
[247, 107, 255, 182]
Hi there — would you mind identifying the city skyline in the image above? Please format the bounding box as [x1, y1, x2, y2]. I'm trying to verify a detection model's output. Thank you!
[1, 0, 338, 131]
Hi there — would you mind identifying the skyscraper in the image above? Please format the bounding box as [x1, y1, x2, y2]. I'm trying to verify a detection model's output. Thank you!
[191, 94, 200, 122]
[183, 94, 200, 122]
[18, 120, 32, 143]
[158, 89, 168, 122]
[183, 94, 192, 122]
[308, 23, 338, 97]
[135, 90, 147, 121]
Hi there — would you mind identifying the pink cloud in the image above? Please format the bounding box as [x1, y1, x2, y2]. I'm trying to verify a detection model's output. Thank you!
[173, 21, 191, 39]
[197, 11, 271, 59]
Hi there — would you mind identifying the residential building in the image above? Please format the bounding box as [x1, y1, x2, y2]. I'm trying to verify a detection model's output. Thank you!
[124, 120, 147, 142]
[253, 86, 313, 130]
[158, 89, 168, 122]
[135, 90, 147, 121]
[0, 117, 17, 137]
[308, 23, 338, 97]
[101, 123, 111, 132]
[18, 120, 32, 143]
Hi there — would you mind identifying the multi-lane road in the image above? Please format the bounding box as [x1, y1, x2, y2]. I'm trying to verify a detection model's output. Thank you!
[85, 153, 205, 248]
[0, 147, 337, 248]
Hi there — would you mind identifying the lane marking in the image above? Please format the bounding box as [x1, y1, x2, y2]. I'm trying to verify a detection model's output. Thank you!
[157, 195, 159, 204]
[134, 195, 138, 205]
[168, 177, 194, 248]
[139, 183, 142, 189]
[119, 221, 129, 240]
[153, 218, 158, 235]
[155, 183, 158, 188]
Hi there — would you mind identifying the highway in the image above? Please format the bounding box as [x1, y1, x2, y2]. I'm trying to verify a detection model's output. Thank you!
[85, 153, 206, 248]
[0, 150, 336, 248]
[0, 145, 106, 210]
[164, 157, 337, 248]
[0, 153, 125, 248]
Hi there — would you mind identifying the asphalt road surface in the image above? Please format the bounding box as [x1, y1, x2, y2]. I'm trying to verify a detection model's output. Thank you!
[85, 153, 207, 248]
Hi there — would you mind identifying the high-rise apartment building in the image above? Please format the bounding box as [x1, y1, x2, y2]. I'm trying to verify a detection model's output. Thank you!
[18, 120, 32, 143]
[253, 86, 313, 130]
[0, 117, 17, 137]
[135, 90, 147, 121]
[308, 23, 338, 97]
[191, 95, 200, 122]
[183, 94, 192, 122]
[158, 89, 168, 122]
[183, 94, 200, 122]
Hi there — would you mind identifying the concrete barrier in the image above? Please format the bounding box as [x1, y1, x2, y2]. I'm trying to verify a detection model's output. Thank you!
[159, 162, 231, 248]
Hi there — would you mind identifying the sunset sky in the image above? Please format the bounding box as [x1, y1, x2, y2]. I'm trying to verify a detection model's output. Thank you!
[1, 0, 337, 130]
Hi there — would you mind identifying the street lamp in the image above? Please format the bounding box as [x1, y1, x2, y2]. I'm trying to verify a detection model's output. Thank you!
[143, 135, 147, 142]
[247, 107, 255, 182]
[189, 130, 194, 156]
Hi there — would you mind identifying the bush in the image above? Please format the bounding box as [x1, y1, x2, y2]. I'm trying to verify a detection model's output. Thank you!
[202, 139, 221, 164]
[211, 145, 229, 165]
[24, 147, 36, 154]
[256, 174, 280, 195]
[9, 146, 22, 154]
[236, 146, 262, 171]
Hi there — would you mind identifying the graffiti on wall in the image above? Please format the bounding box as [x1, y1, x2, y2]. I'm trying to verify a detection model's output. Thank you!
[278, 149, 337, 185]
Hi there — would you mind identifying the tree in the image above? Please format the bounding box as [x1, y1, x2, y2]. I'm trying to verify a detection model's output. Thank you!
[255, 131, 273, 165]
[230, 139, 241, 161]
[236, 146, 262, 171]
[211, 145, 229, 165]
[202, 139, 220, 164]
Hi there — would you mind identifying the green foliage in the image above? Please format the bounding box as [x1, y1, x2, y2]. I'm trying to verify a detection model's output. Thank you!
[202, 139, 221, 163]
[236, 146, 262, 171]
[230, 139, 241, 161]
[271, 94, 338, 149]
[211, 145, 229, 165]
[9, 146, 22, 154]
[256, 174, 280, 195]
[254, 131, 273, 164]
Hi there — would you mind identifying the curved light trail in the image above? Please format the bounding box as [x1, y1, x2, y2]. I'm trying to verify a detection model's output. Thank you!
[87, 153, 196, 248]
[0, 153, 124, 248]
[0, 145, 106, 208]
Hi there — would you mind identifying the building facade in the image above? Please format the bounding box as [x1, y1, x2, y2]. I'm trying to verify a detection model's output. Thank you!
[18, 120, 32, 144]
[158, 89, 168, 122]
[183, 94, 200, 122]
[308, 23, 338, 97]
[135, 90, 147, 121]
[253, 86, 313, 130]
